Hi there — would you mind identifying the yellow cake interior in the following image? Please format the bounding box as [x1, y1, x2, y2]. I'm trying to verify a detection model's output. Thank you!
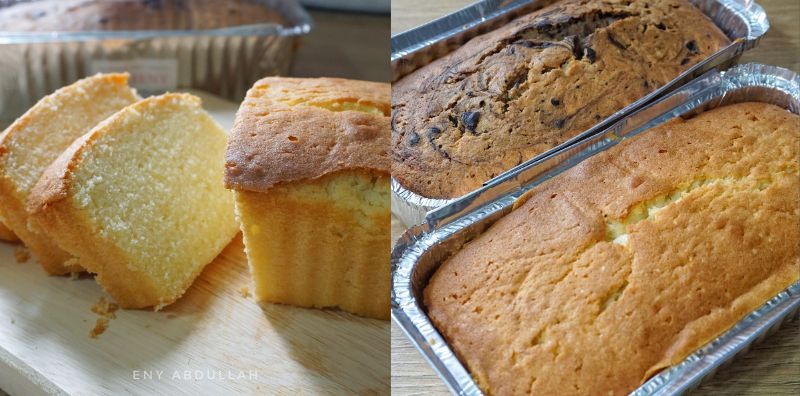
[235, 170, 390, 319]
[31, 94, 239, 308]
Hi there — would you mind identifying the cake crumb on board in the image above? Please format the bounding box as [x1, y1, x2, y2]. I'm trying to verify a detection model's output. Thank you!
[239, 285, 251, 298]
[89, 297, 119, 339]
[90, 317, 110, 339]
[13, 246, 29, 263]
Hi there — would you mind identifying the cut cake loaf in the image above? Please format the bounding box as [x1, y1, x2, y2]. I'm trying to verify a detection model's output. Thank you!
[0, 73, 138, 274]
[28, 93, 238, 309]
[225, 77, 391, 320]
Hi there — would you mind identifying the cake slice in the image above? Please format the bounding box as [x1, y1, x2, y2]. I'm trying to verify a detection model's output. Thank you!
[225, 77, 390, 320]
[28, 93, 238, 309]
[0, 73, 138, 274]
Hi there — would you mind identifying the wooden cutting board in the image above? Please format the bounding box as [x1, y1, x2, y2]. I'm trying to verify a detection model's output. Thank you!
[0, 91, 390, 396]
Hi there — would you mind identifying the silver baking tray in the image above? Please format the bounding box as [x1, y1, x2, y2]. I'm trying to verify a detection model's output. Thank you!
[390, 0, 769, 227]
[392, 63, 800, 396]
[0, 0, 312, 124]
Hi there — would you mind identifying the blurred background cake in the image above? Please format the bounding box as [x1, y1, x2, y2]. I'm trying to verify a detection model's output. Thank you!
[0, 0, 285, 32]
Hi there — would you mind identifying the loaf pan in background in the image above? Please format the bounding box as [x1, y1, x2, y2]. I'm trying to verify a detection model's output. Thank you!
[391, 0, 769, 227]
[0, 0, 312, 125]
[392, 63, 800, 396]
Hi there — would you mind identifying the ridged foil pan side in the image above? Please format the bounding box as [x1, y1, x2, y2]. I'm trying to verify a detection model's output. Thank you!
[390, 0, 769, 227]
[392, 179, 455, 228]
[391, 63, 800, 396]
[0, 0, 312, 124]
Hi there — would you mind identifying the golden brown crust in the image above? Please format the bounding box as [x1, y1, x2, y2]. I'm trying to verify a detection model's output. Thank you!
[424, 102, 800, 395]
[392, 0, 731, 198]
[225, 77, 390, 193]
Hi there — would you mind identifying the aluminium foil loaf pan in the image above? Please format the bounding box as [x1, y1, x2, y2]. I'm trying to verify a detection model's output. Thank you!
[391, 63, 800, 396]
[0, 0, 312, 125]
[391, 0, 770, 227]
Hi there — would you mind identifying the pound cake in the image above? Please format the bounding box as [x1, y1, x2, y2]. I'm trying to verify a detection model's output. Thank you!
[424, 102, 800, 395]
[225, 77, 390, 320]
[392, 0, 730, 198]
[27, 93, 238, 309]
[0, 73, 138, 274]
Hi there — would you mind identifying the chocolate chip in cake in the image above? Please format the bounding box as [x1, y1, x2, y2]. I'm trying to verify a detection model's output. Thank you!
[655, 22, 667, 30]
[427, 126, 442, 142]
[566, 35, 582, 59]
[685, 40, 698, 53]
[427, 127, 451, 160]
[554, 118, 566, 128]
[461, 112, 481, 133]
[584, 47, 597, 63]
[448, 114, 458, 127]
[408, 132, 420, 146]
[680, 57, 690, 65]
[607, 33, 627, 50]
[550, 98, 561, 106]
[514, 40, 559, 50]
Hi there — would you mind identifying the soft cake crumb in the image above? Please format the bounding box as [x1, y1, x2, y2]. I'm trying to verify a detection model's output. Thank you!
[91, 297, 119, 317]
[13, 246, 29, 263]
[89, 297, 119, 338]
[90, 317, 110, 339]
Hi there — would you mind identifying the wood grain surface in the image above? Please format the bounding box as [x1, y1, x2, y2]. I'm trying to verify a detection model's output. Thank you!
[390, 0, 800, 395]
[0, 234, 389, 395]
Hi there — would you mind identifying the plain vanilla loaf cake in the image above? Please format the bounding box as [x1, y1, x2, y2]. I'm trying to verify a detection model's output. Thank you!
[27, 93, 238, 309]
[392, 0, 730, 198]
[225, 77, 390, 320]
[424, 102, 800, 395]
[0, 73, 138, 274]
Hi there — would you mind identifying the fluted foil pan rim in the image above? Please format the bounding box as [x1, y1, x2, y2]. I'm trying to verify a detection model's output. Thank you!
[391, 63, 800, 396]
[0, 0, 312, 44]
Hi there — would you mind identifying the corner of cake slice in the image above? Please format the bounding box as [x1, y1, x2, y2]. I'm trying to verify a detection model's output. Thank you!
[27, 93, 239, 309]
[0, 73, 138, 274]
